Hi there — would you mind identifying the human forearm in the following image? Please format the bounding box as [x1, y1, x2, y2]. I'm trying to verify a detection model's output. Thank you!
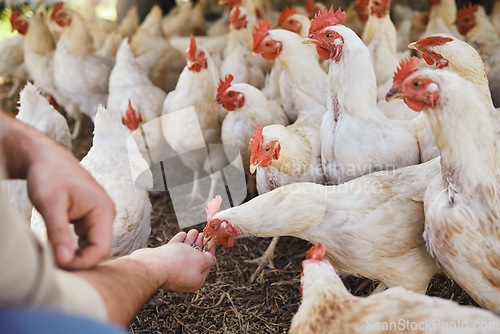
[74, 256, 160, 326]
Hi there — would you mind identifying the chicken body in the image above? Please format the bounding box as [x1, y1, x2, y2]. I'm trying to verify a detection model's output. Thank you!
[251, 112, 325, 194]
[4, 83, 71, 224]
[421, 0, 461, 39]
[51, 4, 113, 122]
[204, 158, 441, 293]
[31, 106, 153, 257]
[307, 21, 420, 185]
[388, 68, 500, 314]
[161, 37, 222, 202]
[291, 243, 500, 334]
[0, 33, 29, 83]
[107, 38, 166, 122]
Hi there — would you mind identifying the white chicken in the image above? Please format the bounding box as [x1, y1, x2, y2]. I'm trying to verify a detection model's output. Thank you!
[245, 110, 325, 281]
[161, 35, 223, 203]
[107, 38, 166, 122]
[31, 105, 153, 258]
[10, 8, 82, 138]
[291, 243, 500, 334]
[4, 82, 71, 225]
[203, 156, 441, 293]
[50, 2, 114, 132]
[252, 19, 328, 123]
[386, 62, 500, 315]
[220, 5, 266, 88]
[304, 7, 421, 185]
[215, 73, 288, 175]
[0, 33, 29, 98]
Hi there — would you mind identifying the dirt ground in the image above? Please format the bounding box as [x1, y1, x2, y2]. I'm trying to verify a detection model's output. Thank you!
[0, 80, 480, 334]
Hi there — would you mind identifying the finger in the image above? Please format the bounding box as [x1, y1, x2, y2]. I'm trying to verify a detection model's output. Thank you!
[184, 229, 199, 245]
[194, 232, 204, 249]
[169, 231, 187, 244]
[65, 203, 114, 269]
[40, 198, 76, 267]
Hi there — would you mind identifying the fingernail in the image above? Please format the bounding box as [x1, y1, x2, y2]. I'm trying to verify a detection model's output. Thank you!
[56, 245, 72, 264]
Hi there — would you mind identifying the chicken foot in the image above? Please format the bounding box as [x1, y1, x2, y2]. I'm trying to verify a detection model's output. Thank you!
[246, 236, 280, 283]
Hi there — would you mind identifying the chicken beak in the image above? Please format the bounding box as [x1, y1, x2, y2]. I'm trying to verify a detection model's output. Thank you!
[213, 99, 220, 107]
[202, 235, 215, 252]
[187, 60, 196, 68]
[408, 42, 417, 51]
[385, 87, 403, 102]
[302, 37, 316, 45]
[249, 164, 257, 174]
[251, 52, 259, 58]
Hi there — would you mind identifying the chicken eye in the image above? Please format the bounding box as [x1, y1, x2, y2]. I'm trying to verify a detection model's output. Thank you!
[265, 42, 271, 47]
[289, 19, 294, 24]
[265, 147, 270, 151]
[413, 80, 422, 88]
[325, 32, 333, 39]
[212, 223, 217, 229]
[228, 91, 235, 97]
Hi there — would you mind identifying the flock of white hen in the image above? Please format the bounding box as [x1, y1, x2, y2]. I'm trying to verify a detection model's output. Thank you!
[2, 0, 500, 332]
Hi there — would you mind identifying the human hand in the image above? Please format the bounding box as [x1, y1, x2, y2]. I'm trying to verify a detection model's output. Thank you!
[130, 229, 216, 293]
[26, 138, 116, 270]
[1, 113, 116, 270]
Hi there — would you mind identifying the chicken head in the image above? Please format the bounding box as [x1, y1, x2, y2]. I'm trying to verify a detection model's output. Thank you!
[276, 7, 302, 35]
[202, 195, 240, 248]
[386, 57, 440, 112]
[229, 5, 248, 30]
[369, 0, 390, 19]
[10, 10, 28, 35]
[456, 3, 478, 36]
[215, 74, 245, 111]
[303, 6, 346, 61]
[249, 124, 280, 174]
[252, 19, 282, 61]
[186, 34, 208, 72]
[51, 2, 72, 28]
[408, 36, 453, 69]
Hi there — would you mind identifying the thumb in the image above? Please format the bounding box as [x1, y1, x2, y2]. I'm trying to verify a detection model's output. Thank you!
[40, 201, 76, 267]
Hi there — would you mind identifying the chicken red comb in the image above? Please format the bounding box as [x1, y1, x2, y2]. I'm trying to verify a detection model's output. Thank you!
[187, 34, 197, 61]
[456, 3, 478, 21]
[206, 195, 222, 221]
[414, 35, 454, 49]
[217, 74, 234, 100]
[252, 19, 271, 52]
[393, 56, 420, 87]
[10, 10, 21, 31]
[229, 5, 241, 27]
[309, 6, 346, 35]
[249, 124, 264, 154]
[122, 99, 142, 131]
[51, 2, 64, 20]
[306, 242, 325, 261]
[278, 6, 297, 26]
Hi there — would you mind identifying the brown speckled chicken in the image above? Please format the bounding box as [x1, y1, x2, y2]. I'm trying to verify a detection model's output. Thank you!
[387, 60, 500, 315]
[290, 243, 500, 334]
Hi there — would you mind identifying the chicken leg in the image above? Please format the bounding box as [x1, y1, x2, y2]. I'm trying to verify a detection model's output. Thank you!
[247, 236, 280, 283]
